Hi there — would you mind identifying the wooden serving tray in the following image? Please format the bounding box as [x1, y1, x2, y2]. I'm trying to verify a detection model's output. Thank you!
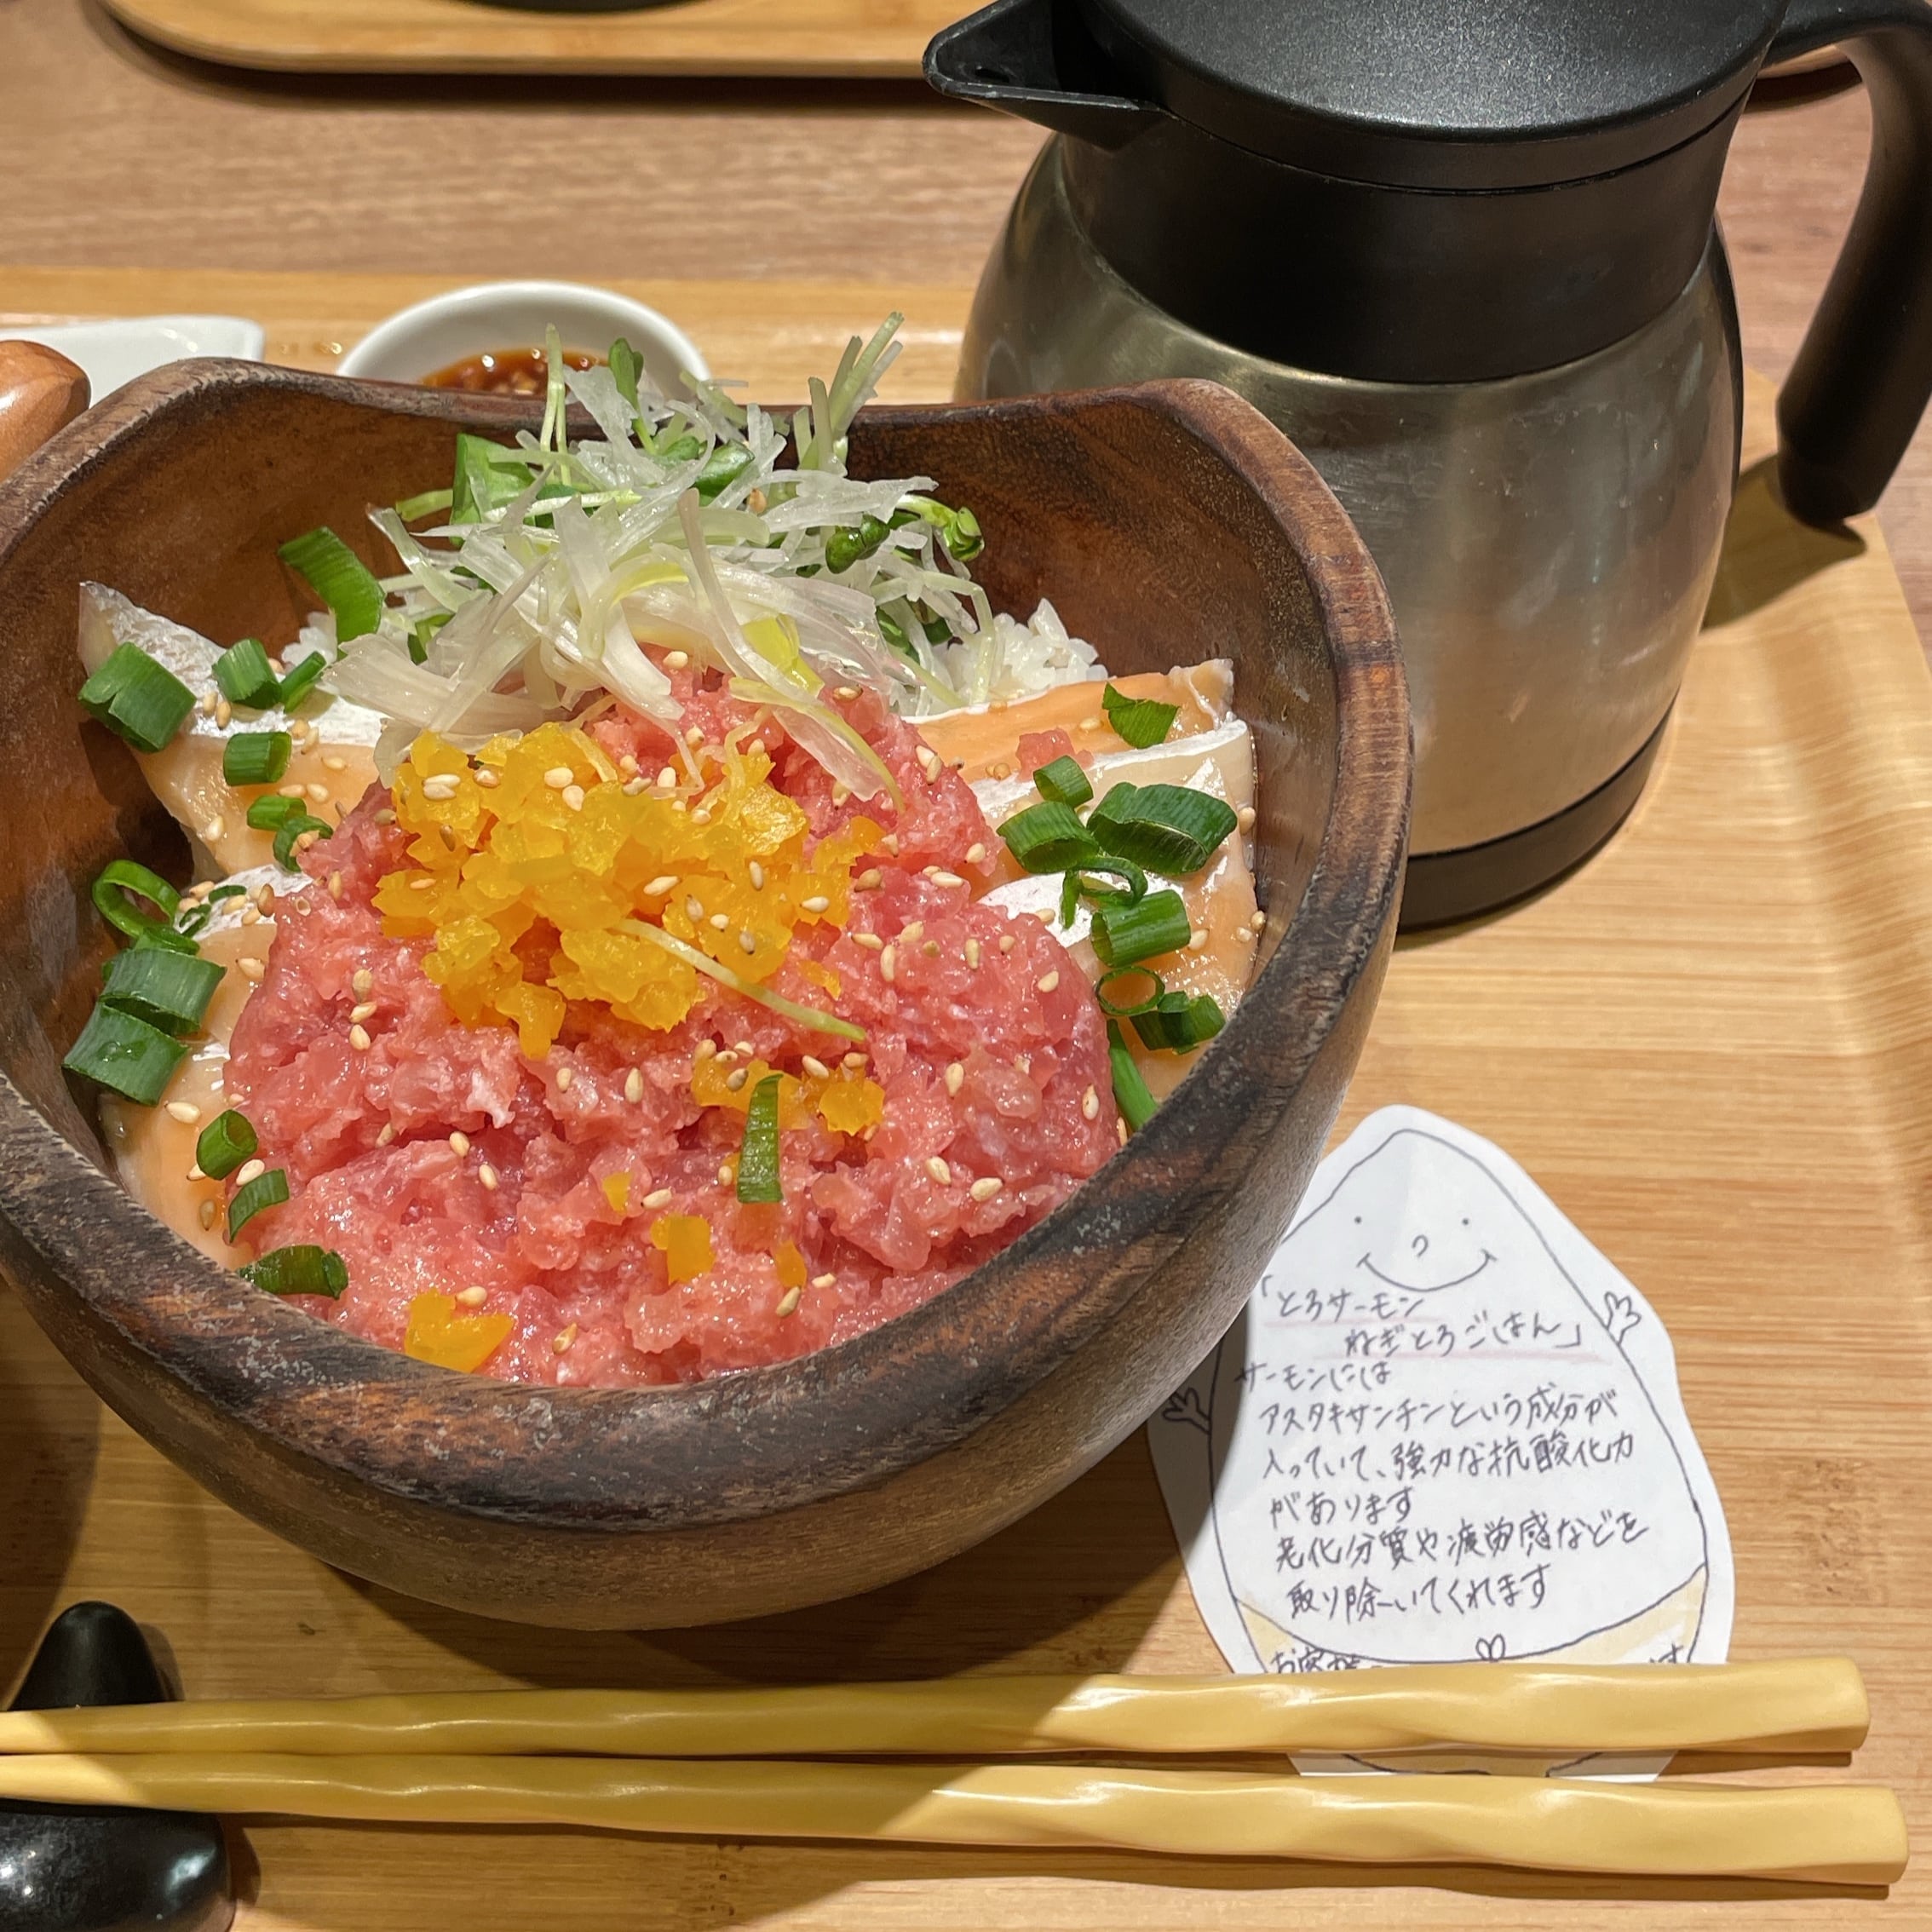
[3, 271, 1930, 1925]
[95, 0, 967, 78]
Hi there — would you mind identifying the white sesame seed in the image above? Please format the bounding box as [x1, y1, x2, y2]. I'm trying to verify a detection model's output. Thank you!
[1189, 929, 1208, 951]
[241, 904, 262, 927]
[853, 932, 883, 951]
[644, 1187, 674, 1210]
[739, 929, 756, 955]
[945, 1062, 964, 1095]
[165, 1100, 201, 1125]
[1238, 805, 1256, 831]
[923, 940, 940, 957]
[855, 868, 882, 891]
[349, 1000, 377, 1022]
[623, 777, 647, 795]
[1082, 1085, 1101, 1121]
[278, 781, 307, 799]
[348, 1024, 371, 1050]
[726, 1067, 749, 1091]
[323, 754, 348, 773]
[843, 1051, 868, 1070]
[748, 860, 765, 890]
[1237, 927, 1255, 943]
[812, 1272, 836, 1289]
[624, 1068, 644, 1103]
[326, 871, 343, 900]
[709, 912, 730, 931]
[456, 1286, 487, 1308]
[556, 1067, 572, 1092]
[776, 1285, 802, 1318]
[479, 1164, 499, 1190]
[421, 774, 459, 801]
[998, 934, 1016, 954]
[543, 765, 574, 790]
[234, 1158, 266, 1187]
[691, 807, 713, 825]
[733, 1039, 756, 1058]
[831, 784, 851, 807]
[686, 896, 705, 922]
[449, 1131, 470, 1155]
[917, 745, 941, 775]
[409, 875, 435, 891]
[834, 685, 860, 701]
[1078, 714, 1103, 733]
[717, 1162, 734, 1186]
[801, 1055, 830, 1079]
[695, 1039, 719, 1061]
[239, 957, 265, 983]
[198, 689, 217, 716]
[377, 1122, 395, 1146]
[1250, 910, 1268, 931]
[352, 968, 374, 995]
[964, 938, 981, 969]
[1037, 970, 1061, 993]
[186, 1163, 205, 1182]
[880, 946, 897, 984]
[255, 884, 276, 914]
[474, 765, 499, 788]
[965, 843, 986, 865]
[877, 833, 900, 857]
[198, 1198, 217, 1230]
[215, 697, 233, 728]
[664, 650, 690, 670]
[987, 761, 1013, 779]
[901, 920, 924, 944]
[933, 871, 966, 888]
[657, 766, 678, 790]
[562, 784, 586, 812]
[685, 725, 705, 748]
[202, 816, 225, 842]
[970, 1176, 1003, 1202]
[1118, 1118, 1130, 1147]
[553, 1323, 578, 1354]
[801, 894, 830, 914]
[925, 1156, 952, 1186]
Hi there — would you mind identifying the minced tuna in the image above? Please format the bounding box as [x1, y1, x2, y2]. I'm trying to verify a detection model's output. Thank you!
[222, 676, 1118, 1386]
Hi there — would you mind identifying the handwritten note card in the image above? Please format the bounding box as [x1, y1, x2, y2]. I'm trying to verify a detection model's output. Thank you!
[1151, 1107, 1734, 1704]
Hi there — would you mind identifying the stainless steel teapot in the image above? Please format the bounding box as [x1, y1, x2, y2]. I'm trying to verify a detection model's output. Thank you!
[929, 0, 1932, 923]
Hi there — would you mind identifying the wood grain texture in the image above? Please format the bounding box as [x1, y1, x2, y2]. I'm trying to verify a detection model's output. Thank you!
[94, 0, 968, 75]
[0, 278, 1923, 1919]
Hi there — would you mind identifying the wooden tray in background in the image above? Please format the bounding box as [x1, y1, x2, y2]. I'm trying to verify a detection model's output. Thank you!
[3, 269, 1931, 1928]
[96, 0, 967, 78]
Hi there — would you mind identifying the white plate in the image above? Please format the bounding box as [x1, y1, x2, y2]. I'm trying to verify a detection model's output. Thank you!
[6, 316, 264, 403]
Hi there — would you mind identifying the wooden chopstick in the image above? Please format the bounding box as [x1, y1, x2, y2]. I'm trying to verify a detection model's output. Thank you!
[0, 1661, 1868, 1761]
[0, 1753, 1901, 1883]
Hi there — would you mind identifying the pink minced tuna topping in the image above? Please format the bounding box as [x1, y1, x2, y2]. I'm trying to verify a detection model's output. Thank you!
[224, 684, 1116, 1386]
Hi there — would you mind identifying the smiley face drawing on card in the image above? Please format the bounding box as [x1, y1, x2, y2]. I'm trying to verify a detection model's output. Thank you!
[1152, 1107, 1734, 1698]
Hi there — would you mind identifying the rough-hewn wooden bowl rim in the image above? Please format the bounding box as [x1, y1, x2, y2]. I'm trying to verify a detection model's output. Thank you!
[0, 359, 1408, 1533]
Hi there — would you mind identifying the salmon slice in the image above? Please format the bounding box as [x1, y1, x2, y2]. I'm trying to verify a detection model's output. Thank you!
[80, 585, 382, 876]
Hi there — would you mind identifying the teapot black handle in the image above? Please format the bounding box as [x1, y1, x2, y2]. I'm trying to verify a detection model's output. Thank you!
[1768, 0, 1932, 524]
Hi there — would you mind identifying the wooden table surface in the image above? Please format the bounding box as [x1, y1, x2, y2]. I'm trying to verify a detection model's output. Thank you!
[0, 9, 1924, 643]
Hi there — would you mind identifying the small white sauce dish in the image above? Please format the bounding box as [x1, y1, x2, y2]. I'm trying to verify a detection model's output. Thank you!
[8, 317, 264, 402]
[337, 280, 708, 393]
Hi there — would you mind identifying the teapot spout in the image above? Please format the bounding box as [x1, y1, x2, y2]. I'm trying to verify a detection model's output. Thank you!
[925, 0, 1164, 150]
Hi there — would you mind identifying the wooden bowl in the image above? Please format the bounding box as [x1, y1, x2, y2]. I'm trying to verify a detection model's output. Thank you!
[0, 361, 1408, 1629]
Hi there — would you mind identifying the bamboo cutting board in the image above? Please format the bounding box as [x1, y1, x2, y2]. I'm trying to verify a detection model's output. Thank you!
[2, 271, 1930, 1926]
[95, 0, 967, 77]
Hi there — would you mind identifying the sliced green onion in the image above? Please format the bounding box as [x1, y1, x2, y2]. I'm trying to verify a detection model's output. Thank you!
[826, 514, 892, 573]
[239, 1245, 348, 1297]
[1107, 1020, 1159, 1134]
[877, 607, 916, 659]
[407, 612, 451, 666]
[997, 801, 1101, 875]
[394, 486, 453, 523]
[1101, 683, 1178, 750]
[62, 1002, 188, 1105]
[279, 527, 384, 642]
[92, 860, 194, 953]
[1090, 888, 1192, 968]
[1059, 868, 1080, 929]
[920, 610, 953, 647]
[1132, 991, 1228, 1053]
[1095, 965, 1165, 1019]
[941, 507, 983, 561]
[271, 813, 333, 871]
[736, 1073, 784, 1205]
[245, 793, 303, 831]
[222, 731, 291, 787]
[78, 644, 196, 754]
[450, 434, 535, 524]
[276, 651, 328, 710]
[195, 1107, 258, 1180]
[100, 946, 224, 1037]
[1032, 756, 1093, 808]
[1089, 783, 1239, 876]
[227, 1166, 290, 1239]
[695, 444, 756, 503]
[1072, 856, 1148, 907]
[212, 638, 281, 710]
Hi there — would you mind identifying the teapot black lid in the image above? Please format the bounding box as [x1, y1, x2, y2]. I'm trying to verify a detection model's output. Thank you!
[1078, 0, 1785, 188]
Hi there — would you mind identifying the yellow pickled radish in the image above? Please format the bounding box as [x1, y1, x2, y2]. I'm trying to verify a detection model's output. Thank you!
[404, 1291, 513, 1372]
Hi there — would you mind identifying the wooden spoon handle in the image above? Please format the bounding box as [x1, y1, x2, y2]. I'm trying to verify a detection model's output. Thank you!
[0, 340, 89, 484]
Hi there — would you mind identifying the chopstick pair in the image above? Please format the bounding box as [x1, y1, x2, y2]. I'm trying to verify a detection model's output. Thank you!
[0, 1661, 1902, 1886]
